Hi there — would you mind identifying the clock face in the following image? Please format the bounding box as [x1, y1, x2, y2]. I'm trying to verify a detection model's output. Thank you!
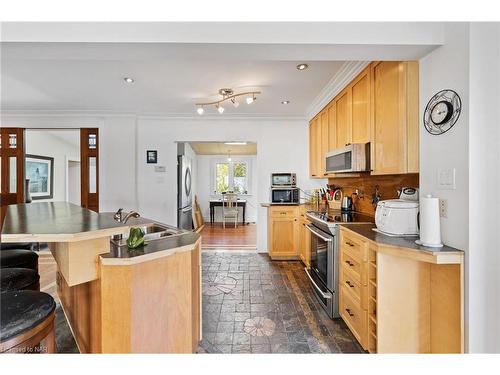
[430, 101, 453, 125]
[423, 90, 461, 135]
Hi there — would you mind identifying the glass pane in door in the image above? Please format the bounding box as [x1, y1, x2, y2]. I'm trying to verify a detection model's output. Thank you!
[9, 157, 17, 193]
[89, 157, 97, 193]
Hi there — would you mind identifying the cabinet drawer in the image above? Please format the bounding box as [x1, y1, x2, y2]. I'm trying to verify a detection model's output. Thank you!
[342, 252, 361, 283]
[341, 231, 367, 262]
[340, 285, 365, 341]
[269, 206, 299, 218]
[341, 265, 362, 302]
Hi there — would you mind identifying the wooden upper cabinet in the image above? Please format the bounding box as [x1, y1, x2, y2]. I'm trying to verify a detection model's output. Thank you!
[309, 116, 320, 178]
[334, 89, 352, 149]
[320, 110, 329, 176]
[371, 61, 419, 175]
[309, 61, 418, 178]
[351, 68, 371, 144]
[327, 102, 336, 152]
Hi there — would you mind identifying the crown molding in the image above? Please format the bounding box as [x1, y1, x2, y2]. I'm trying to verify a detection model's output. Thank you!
[306, 61, 370, 120]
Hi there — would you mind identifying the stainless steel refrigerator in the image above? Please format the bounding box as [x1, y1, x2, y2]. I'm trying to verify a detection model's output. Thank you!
[177, 155, 193, 230]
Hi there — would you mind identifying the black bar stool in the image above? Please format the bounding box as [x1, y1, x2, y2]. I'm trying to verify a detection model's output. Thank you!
[0, 249, 39, 272]
[1, 268, 40, 293]
[0, 242, 36, 251]
[0, 291, 56, 353]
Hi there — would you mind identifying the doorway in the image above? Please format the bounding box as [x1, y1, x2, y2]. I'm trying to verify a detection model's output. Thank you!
[184, 141, 258, 250]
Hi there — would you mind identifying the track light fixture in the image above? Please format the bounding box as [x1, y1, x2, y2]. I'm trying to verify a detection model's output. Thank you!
[195, 88, 261, 115]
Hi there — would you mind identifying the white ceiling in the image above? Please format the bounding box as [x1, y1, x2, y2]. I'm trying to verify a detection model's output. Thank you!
[1, 42, 346, 116]
[189, 142, 257, 155]
[0, 23, 443, 117]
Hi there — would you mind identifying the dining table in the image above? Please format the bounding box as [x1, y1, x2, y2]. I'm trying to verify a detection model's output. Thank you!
[209, 198, 247, 225]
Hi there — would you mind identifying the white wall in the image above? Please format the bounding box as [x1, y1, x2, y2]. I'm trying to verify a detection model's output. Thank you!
[25, 129, 80, 202]
[196, 154, 258, 223]
[420, 22, 500, 353]
[467, 23, 500, 353]
[419, 23, 470, 251]
[0, 114, 138, 212]
[135, 117, 327, 251]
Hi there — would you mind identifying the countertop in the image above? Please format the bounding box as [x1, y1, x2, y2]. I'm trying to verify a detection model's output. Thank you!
[101, 232, 201, 266]
[340, 223, 464, 263]
[1, 202, 154, 242]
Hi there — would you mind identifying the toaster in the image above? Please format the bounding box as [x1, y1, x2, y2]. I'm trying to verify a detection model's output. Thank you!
[375, 199, 419, 236]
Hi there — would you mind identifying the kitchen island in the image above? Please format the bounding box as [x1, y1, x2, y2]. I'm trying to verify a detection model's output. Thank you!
[1, 202, 201, 353]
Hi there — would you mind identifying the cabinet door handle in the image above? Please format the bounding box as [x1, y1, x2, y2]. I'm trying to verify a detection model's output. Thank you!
[345, 260, 354, 267]
[345, 308, 355, 317]
[280, 212, 286, 215]
[345, 241, 354, 247]
[345, 280, 354, 288]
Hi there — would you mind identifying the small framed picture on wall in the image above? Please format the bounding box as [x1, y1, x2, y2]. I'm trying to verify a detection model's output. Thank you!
[146, 150, 158, 164]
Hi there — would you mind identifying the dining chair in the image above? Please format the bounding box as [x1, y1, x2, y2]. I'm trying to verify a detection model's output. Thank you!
[222, 193, 239, 229]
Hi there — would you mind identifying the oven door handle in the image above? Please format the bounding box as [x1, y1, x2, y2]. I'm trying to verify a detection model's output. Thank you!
[305, 224, 333, 242]
[304, 268, 332, 300]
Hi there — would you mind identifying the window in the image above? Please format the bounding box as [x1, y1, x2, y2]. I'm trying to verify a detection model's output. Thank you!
[215, 163, 229, 193]
[214, 159, 250, 195]
[232, 163, 247, 194]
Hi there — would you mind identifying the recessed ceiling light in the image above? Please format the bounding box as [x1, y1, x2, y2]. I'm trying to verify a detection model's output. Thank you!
[296, 63, 309, 71]
[224, 142, 248, 145]
[281, 100, 290, 105]
[124, 77, 134, 83]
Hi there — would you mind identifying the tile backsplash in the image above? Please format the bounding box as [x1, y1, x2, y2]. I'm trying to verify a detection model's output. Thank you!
[328, 173, 419, 216]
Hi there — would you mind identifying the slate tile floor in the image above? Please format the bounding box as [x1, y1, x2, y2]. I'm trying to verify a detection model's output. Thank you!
[53, 250, 363, 353]
[198, 251, 364, 354]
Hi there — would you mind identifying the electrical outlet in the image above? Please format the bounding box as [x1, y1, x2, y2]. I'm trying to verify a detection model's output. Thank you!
[439, 199, 448, 218]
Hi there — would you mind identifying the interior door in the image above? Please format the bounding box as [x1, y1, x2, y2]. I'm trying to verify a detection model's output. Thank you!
[0, 128, 25, 225]
[80, 128, 99, 212]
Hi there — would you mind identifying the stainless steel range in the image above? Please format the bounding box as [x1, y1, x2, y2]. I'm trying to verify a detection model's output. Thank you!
[305, 210, 374, 318]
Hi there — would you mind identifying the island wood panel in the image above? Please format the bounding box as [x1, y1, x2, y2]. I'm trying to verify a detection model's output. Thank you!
[100, 242, 201, 353]
[192, 242, 202, 346]
[56, 271, 102, 353]
[51, 237, 110, 286]
[328, 173, 419, 216]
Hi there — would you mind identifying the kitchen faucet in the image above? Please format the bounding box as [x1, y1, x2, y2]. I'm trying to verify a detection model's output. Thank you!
[114, 208, 140, 223]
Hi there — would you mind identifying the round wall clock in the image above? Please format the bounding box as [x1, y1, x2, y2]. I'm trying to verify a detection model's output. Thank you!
[423, 89, 462, 135]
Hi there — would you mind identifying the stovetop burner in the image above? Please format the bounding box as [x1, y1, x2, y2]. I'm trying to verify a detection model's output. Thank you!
[307, 210, 374, 224]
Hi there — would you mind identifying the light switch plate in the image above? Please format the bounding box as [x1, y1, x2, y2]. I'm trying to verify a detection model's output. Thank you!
[437, 168, 456, 190]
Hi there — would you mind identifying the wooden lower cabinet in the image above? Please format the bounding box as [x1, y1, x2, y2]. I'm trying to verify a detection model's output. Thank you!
[298, 206, 311, 267]
[339, 229, 370, 351]
[268, 206, 299, 260]
[339, 226, 464, 353]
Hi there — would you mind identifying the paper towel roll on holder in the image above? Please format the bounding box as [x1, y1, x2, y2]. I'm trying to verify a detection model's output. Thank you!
[415, 194, 444, 248]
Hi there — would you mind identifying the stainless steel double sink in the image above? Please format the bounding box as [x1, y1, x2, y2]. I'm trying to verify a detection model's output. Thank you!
[111, 223, 187, 247]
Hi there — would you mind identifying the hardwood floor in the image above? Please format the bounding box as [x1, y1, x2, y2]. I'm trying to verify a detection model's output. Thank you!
[200, 223, 257, 250]
[39, 249, 58, 303]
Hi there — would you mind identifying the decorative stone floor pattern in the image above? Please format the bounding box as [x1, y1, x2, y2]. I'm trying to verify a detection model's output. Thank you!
[198, 252, 364, 354]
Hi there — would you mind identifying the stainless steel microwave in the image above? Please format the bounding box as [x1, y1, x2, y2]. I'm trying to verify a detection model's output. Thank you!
[270, 187, 300, 205]
[325, 143, 370, 174]
[271, 173, 296, 187]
